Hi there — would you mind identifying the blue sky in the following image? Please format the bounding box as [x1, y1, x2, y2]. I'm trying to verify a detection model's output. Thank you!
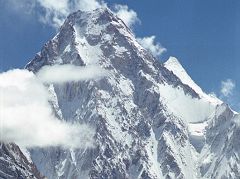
[0, 0, 239, 110]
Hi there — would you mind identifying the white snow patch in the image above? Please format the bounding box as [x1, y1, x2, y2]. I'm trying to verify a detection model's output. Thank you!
[63, 44, 71, 53]
[70, 148, 76, 165]
[145, 129, 164, 178]
[74, 27, 103, 65]
[56, 158, 67, 177]
[188, 122, 208, 137]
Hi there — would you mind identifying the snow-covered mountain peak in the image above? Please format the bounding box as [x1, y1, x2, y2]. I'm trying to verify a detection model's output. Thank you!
[164, 56, 222, 106]
[164, 56, 203, 95]
[164, 56, 181, 66]
[24, 8, 207, 179]
[26, 7, 144, 71]
[18, 8, 239, 179]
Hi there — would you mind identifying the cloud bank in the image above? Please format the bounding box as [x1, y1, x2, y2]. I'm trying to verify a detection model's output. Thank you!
[137, 36, 167, 57]
[0, 64, 107, 148]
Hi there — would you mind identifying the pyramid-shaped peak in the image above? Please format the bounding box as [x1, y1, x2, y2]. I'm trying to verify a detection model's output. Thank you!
[164, 56, 204, 94]
[164, 56, 183, 69]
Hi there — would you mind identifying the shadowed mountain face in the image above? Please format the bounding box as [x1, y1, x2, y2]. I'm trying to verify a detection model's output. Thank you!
[1, 7, 239, 179]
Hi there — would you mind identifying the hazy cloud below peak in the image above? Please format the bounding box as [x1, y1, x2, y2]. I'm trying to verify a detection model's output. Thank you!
[37, 64, 108, 83]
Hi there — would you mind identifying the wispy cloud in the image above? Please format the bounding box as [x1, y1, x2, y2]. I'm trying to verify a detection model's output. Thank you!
[4, 0, 105, 29]
[0, 65, 106, 148]
[137, 36, 167, 57]
[113, 4, 140, 28]
[215, 78, 240, 111]
[37, 64, 107, 83]
[37, 0, 105, 28]
[220, 79, 236, 97]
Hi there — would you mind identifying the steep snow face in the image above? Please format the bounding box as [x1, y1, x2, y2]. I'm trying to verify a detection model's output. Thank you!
[24, 7, 240, 179]
[0, 143, 44, 179]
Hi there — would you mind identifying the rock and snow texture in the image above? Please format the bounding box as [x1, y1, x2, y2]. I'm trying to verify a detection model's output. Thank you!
[0, 143, 44, 179]
[25, 8, 200, 179]
[164, 56, 222, 106]
[199, 104, 240, 179]
[164, 57, 203, 95]
[2, 7, 239, 179]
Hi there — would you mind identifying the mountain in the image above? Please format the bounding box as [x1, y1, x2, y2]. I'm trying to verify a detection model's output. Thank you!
[0, 143, 44, 179]
[1, 7, 239, 179]
[26, 7, 200, 179]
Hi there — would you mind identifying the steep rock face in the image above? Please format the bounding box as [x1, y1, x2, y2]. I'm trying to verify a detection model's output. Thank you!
[0, 143, 44, 179]
[199, 104, 240, 179]
[24, 7, 240, 179]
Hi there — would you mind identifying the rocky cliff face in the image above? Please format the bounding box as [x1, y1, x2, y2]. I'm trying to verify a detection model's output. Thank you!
[0, 143, 44, 179]
[1, 7, 239, 179]
[199, 104, 240, 179]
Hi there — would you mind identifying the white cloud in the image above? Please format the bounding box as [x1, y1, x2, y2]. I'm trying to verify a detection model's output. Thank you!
[37, 0, 105, 28]
[38, 1, 139, 29]
[37, 0, 69, 28]
[70, 0, 105, 11]
[137, 36, 167, 57]
[114, 4, 139, 28]
[0, 65, 107, 148]
[6, 1, 140, 30]
[220, 79, 236, 97]
[37, 64, 107, 83]
[5, 0, 105, 29]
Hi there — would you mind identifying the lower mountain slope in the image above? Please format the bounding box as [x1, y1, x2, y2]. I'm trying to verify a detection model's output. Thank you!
[0, 143, 44, 179]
